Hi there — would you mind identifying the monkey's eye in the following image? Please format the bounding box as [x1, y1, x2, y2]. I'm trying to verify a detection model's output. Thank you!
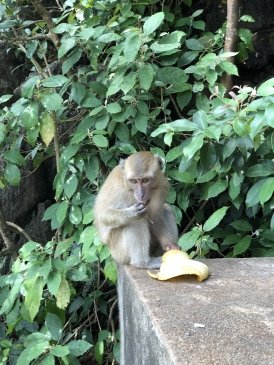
[130, 179, 138, 184]
[142, 178, 149, 183]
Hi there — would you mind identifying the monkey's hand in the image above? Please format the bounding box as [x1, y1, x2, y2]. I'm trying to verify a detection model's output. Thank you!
[163, 242, 179, 251]
[127, 203, 147, 217]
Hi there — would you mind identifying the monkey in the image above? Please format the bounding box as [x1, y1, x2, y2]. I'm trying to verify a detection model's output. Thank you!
[94, 151, 178, 269]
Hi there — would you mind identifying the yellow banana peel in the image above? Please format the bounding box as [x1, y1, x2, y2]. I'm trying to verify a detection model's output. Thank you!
[148, 249, 209, 282]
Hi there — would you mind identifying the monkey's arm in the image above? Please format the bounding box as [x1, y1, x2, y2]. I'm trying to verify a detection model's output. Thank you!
[98, 203, 146, 228]
[150, 204, 179, 250]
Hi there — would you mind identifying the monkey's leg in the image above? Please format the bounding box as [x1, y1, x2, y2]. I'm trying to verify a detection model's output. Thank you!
[121, 219, 162, 269]
[150, 203, 179, 251]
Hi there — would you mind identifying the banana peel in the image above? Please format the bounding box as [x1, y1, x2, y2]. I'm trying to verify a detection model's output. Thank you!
[148, 249, 209, 282]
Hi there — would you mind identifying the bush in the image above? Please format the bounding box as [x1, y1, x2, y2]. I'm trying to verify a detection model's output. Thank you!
[0, 0, 271, 364]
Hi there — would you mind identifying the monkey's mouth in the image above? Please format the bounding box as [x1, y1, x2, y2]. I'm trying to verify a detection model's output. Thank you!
[137, 199, 150, 205]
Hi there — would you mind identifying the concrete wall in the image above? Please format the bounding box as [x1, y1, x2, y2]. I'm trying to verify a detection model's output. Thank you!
[119, 258, 274, 365]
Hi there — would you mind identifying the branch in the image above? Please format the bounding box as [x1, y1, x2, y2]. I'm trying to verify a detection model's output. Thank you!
[6, 221, 32, 242]
[222, 0, 240, 91]
[0, 33, 51, 42]
[182, 200, 208, 234]
[0, 203, 17, 258]
[31, 0, 60, 48]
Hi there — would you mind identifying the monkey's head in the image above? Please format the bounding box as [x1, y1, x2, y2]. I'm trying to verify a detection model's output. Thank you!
[120, 151, 165, 205]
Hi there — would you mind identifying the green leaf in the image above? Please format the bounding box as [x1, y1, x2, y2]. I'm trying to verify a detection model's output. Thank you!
[50, 345, 69, 357]
[143, 12, 164, 35]
[47, 271, 61, 296]
[257, 78, 274, 97]
[85, 156, 99, 182]
[240, 15, 255, 22]
[139, 64, 154, 91]
[135, 112, 147, 133]
[21, 76, 40, 99]
[259, 177, 274, 204]
[233, 235, 251, 256]
[246, 161, 274, 177]
[203, 180, 228, 199]
[61, 145, 80, 163]
[4, 164, 20, 186]
[193, 110, 207, 129]
[26, 127, 39, 146]
[69, 206, 82, 225]
[62, 48, 82, 74]
[95, 340, 104, 364]
[56, 276, 70, 309]
[70, 82, 86, 105]
[186, 38, 204, 51]
[246, 179, 266, 207]
[0, 275, 23, 315]
[233, 117, 249, 136]
[220, 61, 238, 76]
[40, 112, 55, 146]
[106, 102, 122, 114]
[223, 139, 236, 161]
[43, 203, 58, 221]
[64, 174, 78, 199]
[21, 102, 39, 129]
[24, 277, 45, 321]
[0, 94, 12, 104]
[92, 135, 108, 148]
[25, 40, 38, 59]
[58, 37, 76, 58]
[70, 130, 87, 144]
[17, 341, 49, 365]
[150, 41, 181, 53]
[80, 225, 96, 247]
[41, 354, 55, 365]
[183, 134, 204, 160]
[19, 241, 39, 257]
[271, 214, 274, 231]
[203, 207, 229, 232]
[53, 23, 73, 33]
[0, 124, 6, 144]
[166, 145, 183, 162]
[41, 75, 68, 88]
[151, 119, 197, 137]
[164, 132, 173, 146]
[4, 150, 25, 165]
[178, 230, 201, 251]
[230, 220, 252, 232]
[157, 67, 187, 86]
[41, 92, 63, 111]
[168, 170, 194, 183]
[68, 340, 92, 357]
[124, 34, 141, 62]
[192, 9, 204, 17]
[56, 201, 69, 225]
[45, 313, 63, 341]
[97, 32, 120, 43]
[0, 19, 16, 30]
[264, 104, 274, 128]
[229, 177, 241, 200]
[121, 72, 136, 94]
[103, 260, 117, 283]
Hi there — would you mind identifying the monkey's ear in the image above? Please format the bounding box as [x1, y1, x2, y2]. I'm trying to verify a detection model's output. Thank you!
[119, 159, 125, 169]
[156, 155, 166, 171]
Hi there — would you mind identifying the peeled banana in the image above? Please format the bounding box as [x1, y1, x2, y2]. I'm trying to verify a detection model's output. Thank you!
[147, 249, 209, 282]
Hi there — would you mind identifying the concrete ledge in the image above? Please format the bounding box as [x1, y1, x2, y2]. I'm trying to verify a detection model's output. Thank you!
[118, 258, 274, 365]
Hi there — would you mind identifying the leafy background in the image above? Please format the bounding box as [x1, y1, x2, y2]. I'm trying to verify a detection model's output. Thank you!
[0, 0, 273, 364]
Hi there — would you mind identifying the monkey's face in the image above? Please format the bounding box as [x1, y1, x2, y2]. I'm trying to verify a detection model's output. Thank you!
[128, 177, 153, 205]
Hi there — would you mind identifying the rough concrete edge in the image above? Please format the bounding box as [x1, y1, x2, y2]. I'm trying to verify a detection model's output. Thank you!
[118, 265, 178, 365]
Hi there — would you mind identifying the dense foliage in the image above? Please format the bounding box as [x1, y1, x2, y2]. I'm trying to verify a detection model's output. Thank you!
[0, 0, 273, 364]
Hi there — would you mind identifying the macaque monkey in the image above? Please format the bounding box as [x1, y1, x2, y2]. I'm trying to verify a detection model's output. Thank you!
[94, 151, 178, 269]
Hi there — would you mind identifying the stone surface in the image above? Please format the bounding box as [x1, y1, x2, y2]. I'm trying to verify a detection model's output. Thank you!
[119, 258, 274, 365]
